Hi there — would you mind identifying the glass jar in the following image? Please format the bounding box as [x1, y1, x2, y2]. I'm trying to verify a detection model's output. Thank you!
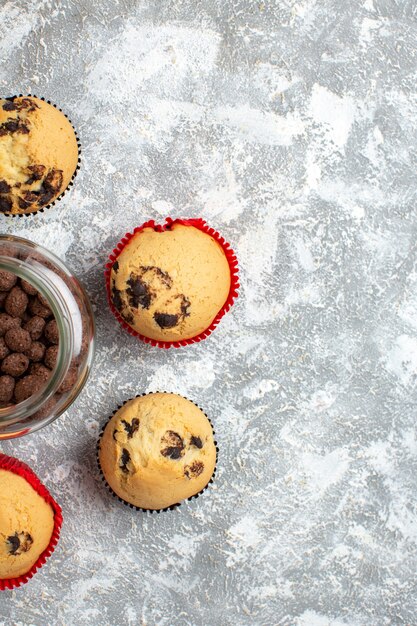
[0, 235, 95, 439]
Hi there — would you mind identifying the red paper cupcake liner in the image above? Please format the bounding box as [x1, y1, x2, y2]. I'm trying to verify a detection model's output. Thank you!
[104, 217, 239, 348]
[1, 94, 81, 218]
[0, 453, 63, 590]
[97, 391, 218, 513]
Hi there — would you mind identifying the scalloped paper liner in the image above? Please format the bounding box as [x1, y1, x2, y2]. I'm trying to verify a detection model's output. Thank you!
[97, 392, 218, 513]
[0, 453, 63, 590]
[105, 217, 239, 348]
[1, 94, 81, 218]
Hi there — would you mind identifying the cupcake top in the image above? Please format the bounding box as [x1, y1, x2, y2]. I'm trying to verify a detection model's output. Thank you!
[98, 393, 217, 510]
[0, 468, 54, 579]
[0, 96, 78, 215]
[110, 224, 231, 342]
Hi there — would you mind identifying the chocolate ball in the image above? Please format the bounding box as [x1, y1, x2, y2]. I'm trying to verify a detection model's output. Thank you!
[4, 327, 31, 352]
[37, 292, 51, 308]
[57, 366, 78, 394]
[25, 341, 45, 362]
[0, 292, 7, 308]
[0, 337, 10, 360]
[28, 296, 52, 319]
[0, 270, 17, 292]
[5, 287, 28, 318]
[24, 315, 46, 340]
[29, 363, 51, 382]
[44, 345, 58, 369]
[1, 353, 29, 377]
[44, 319, 59, 344]
[0, 313, 21, 336]
[21, 310, 31, 323]
[20, 279, 38, 296]
[14, 375, 45, 404]
[0, 375, 15, 403]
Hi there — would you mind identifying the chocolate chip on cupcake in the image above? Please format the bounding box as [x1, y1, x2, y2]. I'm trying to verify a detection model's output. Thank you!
[0, 96, 79, 215]
[108, 221, 235, 344]
[98, 392, 217, 511]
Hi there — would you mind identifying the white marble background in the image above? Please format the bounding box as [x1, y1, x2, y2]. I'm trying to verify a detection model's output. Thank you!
[0, 0, 416, 624]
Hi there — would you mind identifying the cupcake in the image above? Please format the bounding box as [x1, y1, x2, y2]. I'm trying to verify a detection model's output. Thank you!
[0, 96, 79, 215]
[0, 453, 62, 589]
[106, 218, 239, 347]
[98, 392, 217, 511]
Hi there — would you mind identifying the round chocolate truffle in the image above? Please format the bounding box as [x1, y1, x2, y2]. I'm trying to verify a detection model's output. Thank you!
[24, 316, 46, 341]
[4, 328, 31, 353]
[20, 279, 38, 296]
[44, 345, 58, 370]
[24, 341, 45, 363]
[0, 375, 15, 404]
[14, 375, 45, 404]
[44, 319, 59, 344]
[5, 287, 28, 318]
[0, 270, 17, 292]
[1, 353, 29, 377]
[0, 313, 20, 337]
[28, 297, 51, 319]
